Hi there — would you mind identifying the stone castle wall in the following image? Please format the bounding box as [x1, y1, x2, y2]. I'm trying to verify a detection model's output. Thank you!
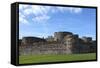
[19, 32, 96, 56]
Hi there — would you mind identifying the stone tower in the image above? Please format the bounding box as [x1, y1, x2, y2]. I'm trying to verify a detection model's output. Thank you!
[54, 32, 72, 42]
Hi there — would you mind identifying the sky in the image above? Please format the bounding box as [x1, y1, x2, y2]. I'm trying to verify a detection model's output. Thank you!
[19, 4, 96, 40]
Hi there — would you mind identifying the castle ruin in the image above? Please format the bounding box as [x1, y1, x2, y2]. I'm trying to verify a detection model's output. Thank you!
[19, 31, 96, 55]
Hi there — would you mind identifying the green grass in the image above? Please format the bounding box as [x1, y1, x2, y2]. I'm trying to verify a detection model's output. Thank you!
[19, 53, 96, 64]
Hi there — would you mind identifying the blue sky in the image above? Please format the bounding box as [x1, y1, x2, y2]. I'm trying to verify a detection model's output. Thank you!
[19, 4, 96, 40]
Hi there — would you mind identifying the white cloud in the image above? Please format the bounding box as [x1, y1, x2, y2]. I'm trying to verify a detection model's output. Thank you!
[70, 8, 82, 13]
[23, 5, 51, 16]
[19, 16, 29, 24]
[19, 12, 25, 18]
[22, 5, 51, 23]
[19, 5, 82, 24]
[32, 15, 50, 23]
[31, 6, 45, 16]
[19, 4, 29, 10]
[23, 8, 33, 15]
[19, 12, 29, 24]
[57, 7, 82, 13]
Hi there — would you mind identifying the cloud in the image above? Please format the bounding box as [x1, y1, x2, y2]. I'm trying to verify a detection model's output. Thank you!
[22, 5, 51, 23]
[19, 12, 29, 24]
[70, 8, 82, 13]
[19, 16, 29, 24]
[23, 8, 33, 15]
[32, 15, 50, 23]
[19, 4, 82, 24]
[19, 4, 29, 10]
[19, 12, 25, 18]
[31, 6, 50, 16]
[23, 5, 51, 16]
[57, 7, 82, 13]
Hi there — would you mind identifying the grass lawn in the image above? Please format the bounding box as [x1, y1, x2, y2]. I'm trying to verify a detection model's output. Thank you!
[19, 53, 96, 64]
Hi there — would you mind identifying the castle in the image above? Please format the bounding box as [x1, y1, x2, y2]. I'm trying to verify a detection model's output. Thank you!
[19, 31, 96, 55]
